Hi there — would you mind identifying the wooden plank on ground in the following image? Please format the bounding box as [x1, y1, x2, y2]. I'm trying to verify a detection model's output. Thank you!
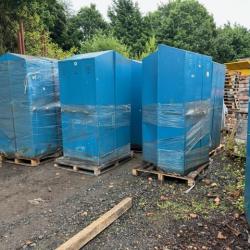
[55, 197, 132, 250]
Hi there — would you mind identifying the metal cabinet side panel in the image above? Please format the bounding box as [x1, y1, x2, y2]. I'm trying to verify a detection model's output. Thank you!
[131, 60, 142, 148]
[114, 52, 131, 158]
[0, 55, 16, 156]
[95, 52, 116, 162]
[157, 45, 186, 173]
[142, 51, 158, 165]
[245, 77, 250, 225]
[210, 62, 226, 150]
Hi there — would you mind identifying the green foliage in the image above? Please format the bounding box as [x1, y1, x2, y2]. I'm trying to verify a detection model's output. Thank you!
[137, 36, 157, 60]
[1, 0, 250, 63]
[152, 0, 216, 55]
[108, 0, 149, 57]
[0, 0, 71, 57]
[224, 158, 245, 213]
[213, 24, 250, 63]
[225, 130, 246, 158]
[80, 33, 130, 58]
[157, 198, 228, 220]
[64, 4, 108, 51]
[25, 31, 75, 59]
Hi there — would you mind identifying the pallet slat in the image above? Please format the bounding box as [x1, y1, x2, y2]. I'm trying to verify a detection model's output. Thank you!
[0, 151, 62, 167]
[54, 152, 133, 176]
[132, 161, 210, 187]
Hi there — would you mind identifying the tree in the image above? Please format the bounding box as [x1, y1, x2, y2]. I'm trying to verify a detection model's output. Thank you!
[137, 36, 157, 60]
[0, 0, 71, 55]
[213, 24, 250, 63]
[80, 32, 130, 57]
[64, 4, 107, 51]
[39, 0, 68, 48]
[108, 0, 149, 57]
[153, 0, 216, 55]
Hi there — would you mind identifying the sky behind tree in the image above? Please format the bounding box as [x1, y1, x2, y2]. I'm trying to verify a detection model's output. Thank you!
[70, 0, 250, 28]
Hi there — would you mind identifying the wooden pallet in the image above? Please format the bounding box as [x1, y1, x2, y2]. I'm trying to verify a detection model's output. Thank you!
[209, 144, 225, 157]
[54, 152, 133, 176]
[131, 144, 142, 153]
[0, 150, 62, 167]
[132, 161, 210, 187]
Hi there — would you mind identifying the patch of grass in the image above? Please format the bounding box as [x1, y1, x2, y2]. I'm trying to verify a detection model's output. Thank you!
[157, 200, 190, 220]
[223, 157, 245, 213]
[138, 197, 148, 208]
[157, 198, 228, 220]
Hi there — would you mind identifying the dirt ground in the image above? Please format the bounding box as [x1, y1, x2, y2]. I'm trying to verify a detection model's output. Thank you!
[0, 153, 249, 250]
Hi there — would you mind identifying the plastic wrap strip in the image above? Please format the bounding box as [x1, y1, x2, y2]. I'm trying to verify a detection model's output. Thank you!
[185, 146, 209, 169]
[143, 141, 209, 173]
[64, 144, 130, 165]
[186, 113, 210, 153]
[61, 104, 131, 128]
[143, 100, 211, 128]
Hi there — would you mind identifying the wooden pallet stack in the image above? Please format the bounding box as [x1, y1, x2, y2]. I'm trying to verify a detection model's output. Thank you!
[224, 72, 240, 131]
[235, 76, 249, 142]
[224, 71, 249, 142]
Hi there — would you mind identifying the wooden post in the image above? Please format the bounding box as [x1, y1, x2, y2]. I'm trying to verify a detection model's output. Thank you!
[17, 31, 23, 54]
[56, 197, 132, 250]
[19, 20, 25, 54]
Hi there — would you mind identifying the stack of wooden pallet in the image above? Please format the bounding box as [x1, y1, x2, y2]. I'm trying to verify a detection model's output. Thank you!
[235, 76, 249, 142]
[224, 72, 240, 131]
[224, 71, 249, 142]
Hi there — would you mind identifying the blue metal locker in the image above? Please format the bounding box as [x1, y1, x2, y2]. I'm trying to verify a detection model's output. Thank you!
[0, 53, 61, 158]
[131, 60, 142, 149]
[245, 78, 250, 225]
[142, 45, 213, 175]
[210, 62, 226, 150]
[58, 51, 131, 165]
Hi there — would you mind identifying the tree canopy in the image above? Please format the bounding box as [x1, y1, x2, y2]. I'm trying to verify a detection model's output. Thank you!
[108, 0, 149, 57]
[150, 0, 217, 55]
[64, 4, 108, 51]
[0, 0, 250, 62]
[80, 32, 129, 57]
[213, 24, 250, 63]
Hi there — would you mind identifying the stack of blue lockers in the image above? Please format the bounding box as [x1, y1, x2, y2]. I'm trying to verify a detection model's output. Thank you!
[131, 60, 142, 150]
[210, 62, 226, 150]
[245, 78, 250, 225]
[0, 53, 61, 158]
[142, 44, 213, 175]
[58, 51, 131, 165]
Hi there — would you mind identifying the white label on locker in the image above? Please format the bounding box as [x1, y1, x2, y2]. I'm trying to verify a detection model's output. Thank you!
[206, 71, 210, 77]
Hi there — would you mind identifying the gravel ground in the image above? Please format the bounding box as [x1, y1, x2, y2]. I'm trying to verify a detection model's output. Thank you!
[0, 153, 249, 250]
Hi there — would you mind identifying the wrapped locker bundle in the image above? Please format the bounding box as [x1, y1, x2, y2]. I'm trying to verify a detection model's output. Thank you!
[0, 53, 61, 160]
[210, 62, 226, 150]
[131, 60, 142, 150]
[58, 51, 131, 167]
[142, 45, 213, 175]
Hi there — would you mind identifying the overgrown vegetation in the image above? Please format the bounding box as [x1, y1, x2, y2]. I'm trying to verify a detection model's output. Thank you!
[224, 159, 245, 213]
[1, 0, 250, 61]
[225, 130, 246, 158]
